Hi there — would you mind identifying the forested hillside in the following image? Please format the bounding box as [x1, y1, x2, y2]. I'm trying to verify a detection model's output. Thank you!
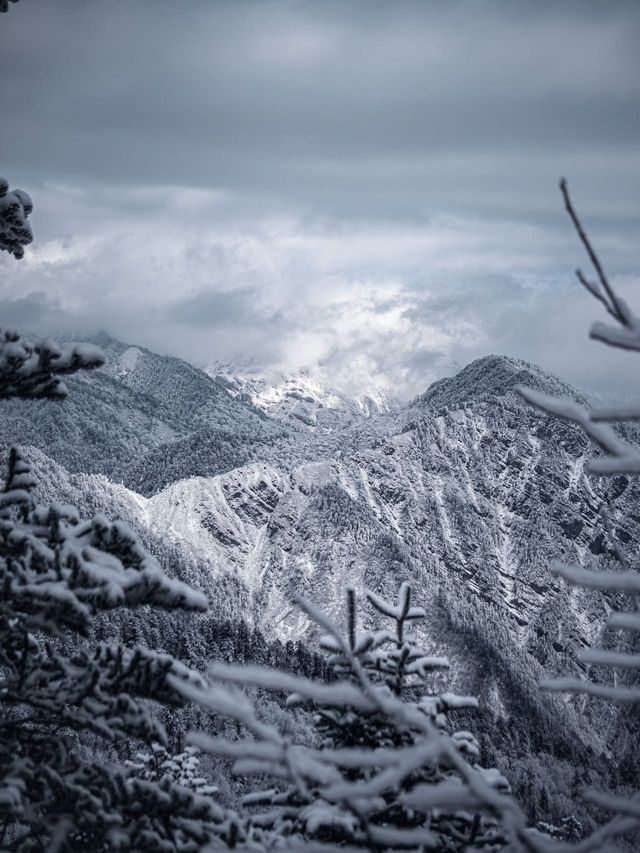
[5, 341, 637, 834]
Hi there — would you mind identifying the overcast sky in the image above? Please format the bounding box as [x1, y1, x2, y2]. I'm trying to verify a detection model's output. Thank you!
[1, 0, 639, 399]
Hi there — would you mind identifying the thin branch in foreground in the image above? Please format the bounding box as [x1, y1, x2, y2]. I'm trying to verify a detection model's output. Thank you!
[559, 178, 627, 326]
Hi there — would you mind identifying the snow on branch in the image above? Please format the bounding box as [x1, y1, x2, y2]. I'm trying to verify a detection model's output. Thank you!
[0, 179, 104, 400]
[579, 648, 640, 669]
[0, 445, 222, 848]
[519, 179, 640, 849]
[540, 679, 640, 705]
[0, 329, 105, 399]
[583, 791, 640, 821]
[0, 179, 105, 401]
[178, 585, 548, 851]
[551, 561, 640, 594]
[517, 386, 640, 475]
[0, 449, 207, 640]
[0, 178, 32, 258]
[607, 612, 640, 631]
[207, 661, 378, 712]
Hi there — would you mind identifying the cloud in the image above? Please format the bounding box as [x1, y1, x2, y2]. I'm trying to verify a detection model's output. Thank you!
[0, 291, 64, 329]
[3, 1, 639, 216]
[0, 1, 638, 399]
[167, 288, 261, 328]
[1, 179, 635, 400]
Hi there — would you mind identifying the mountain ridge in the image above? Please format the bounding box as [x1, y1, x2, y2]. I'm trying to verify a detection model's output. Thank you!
[4, 336, 633, 825]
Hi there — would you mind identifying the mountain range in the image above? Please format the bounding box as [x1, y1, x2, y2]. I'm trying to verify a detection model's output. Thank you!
[3, 333, 637, 826]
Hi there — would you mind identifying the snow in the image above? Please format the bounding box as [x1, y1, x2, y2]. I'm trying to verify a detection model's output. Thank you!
[0, 330, 104, 399]
[117, 346, 142, 376]
[494, 503, 516, 604]
[552, 560, 640, 593]
[0, 178, 33, 259]
[10, 346, 628, 788]
[207, 362, 399, 432]
[293, 460, 337, 493]
[390, 428, 415, 447]
[432, 476, 456, 551]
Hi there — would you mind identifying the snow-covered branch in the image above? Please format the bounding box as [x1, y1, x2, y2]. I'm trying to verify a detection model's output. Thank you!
[519, 179, 640, 850]
[0, 179, 32, 259]
[176, 585, 548, 851]
[0, 447, 222, 850]
[517, 386, 640, 475]
[0, 329, 105, 400]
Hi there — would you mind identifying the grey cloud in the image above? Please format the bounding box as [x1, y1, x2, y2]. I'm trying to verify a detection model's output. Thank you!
[1, 1, 638, 400]
[166, 287, 261, 328]
[0, 291, 64, 329]
[2, 1, 639, 221]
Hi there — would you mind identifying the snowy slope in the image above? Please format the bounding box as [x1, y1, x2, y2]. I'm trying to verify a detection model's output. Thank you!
[10, 346, 629, 667]
[5, 341, 638, 802]
[0, 333, 285, 491]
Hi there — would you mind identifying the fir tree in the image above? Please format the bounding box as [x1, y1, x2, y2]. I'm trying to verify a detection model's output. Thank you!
[174, 585, 542, 852]
[0, 178, 231, 850]
[0, 445, 229, 851]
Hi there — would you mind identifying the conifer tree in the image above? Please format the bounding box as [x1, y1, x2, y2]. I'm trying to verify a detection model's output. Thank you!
[0, 443, 231, 851]
[174, 585, 548, 852]
[0, 178, 230, 850]
[125, 743, 219, 798]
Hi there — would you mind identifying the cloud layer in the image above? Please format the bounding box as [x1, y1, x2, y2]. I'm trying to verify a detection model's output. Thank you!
[1, 1, 639, 398]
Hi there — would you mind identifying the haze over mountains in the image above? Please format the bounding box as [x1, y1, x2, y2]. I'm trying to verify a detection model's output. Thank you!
[1, 333, 635, 822]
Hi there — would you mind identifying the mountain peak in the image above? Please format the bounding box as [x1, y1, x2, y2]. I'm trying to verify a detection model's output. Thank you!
[414, 354, 581, 412]
[206, 363, 400, 431]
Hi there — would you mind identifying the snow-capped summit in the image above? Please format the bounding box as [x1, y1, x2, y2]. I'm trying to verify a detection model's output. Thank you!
[206, 362, 400, 431]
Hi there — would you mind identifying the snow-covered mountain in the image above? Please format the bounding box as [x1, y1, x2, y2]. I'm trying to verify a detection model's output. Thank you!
[1, 337, 635, 819]
[207, 362, 399, 431]
[0, 333, 286, 492]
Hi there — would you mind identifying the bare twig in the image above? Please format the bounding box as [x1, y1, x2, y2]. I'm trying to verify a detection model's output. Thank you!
[560, 178, 627, 325]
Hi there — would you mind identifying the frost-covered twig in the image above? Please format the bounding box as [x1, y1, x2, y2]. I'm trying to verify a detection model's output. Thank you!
[519, 180, 640, 851]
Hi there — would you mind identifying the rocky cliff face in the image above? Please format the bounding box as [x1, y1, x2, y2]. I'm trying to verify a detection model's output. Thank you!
[2, 340, 636, 821]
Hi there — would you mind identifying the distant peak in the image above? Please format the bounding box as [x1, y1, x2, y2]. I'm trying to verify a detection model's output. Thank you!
[414, 354, 581, 411]
[205, 362, 400, 430]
